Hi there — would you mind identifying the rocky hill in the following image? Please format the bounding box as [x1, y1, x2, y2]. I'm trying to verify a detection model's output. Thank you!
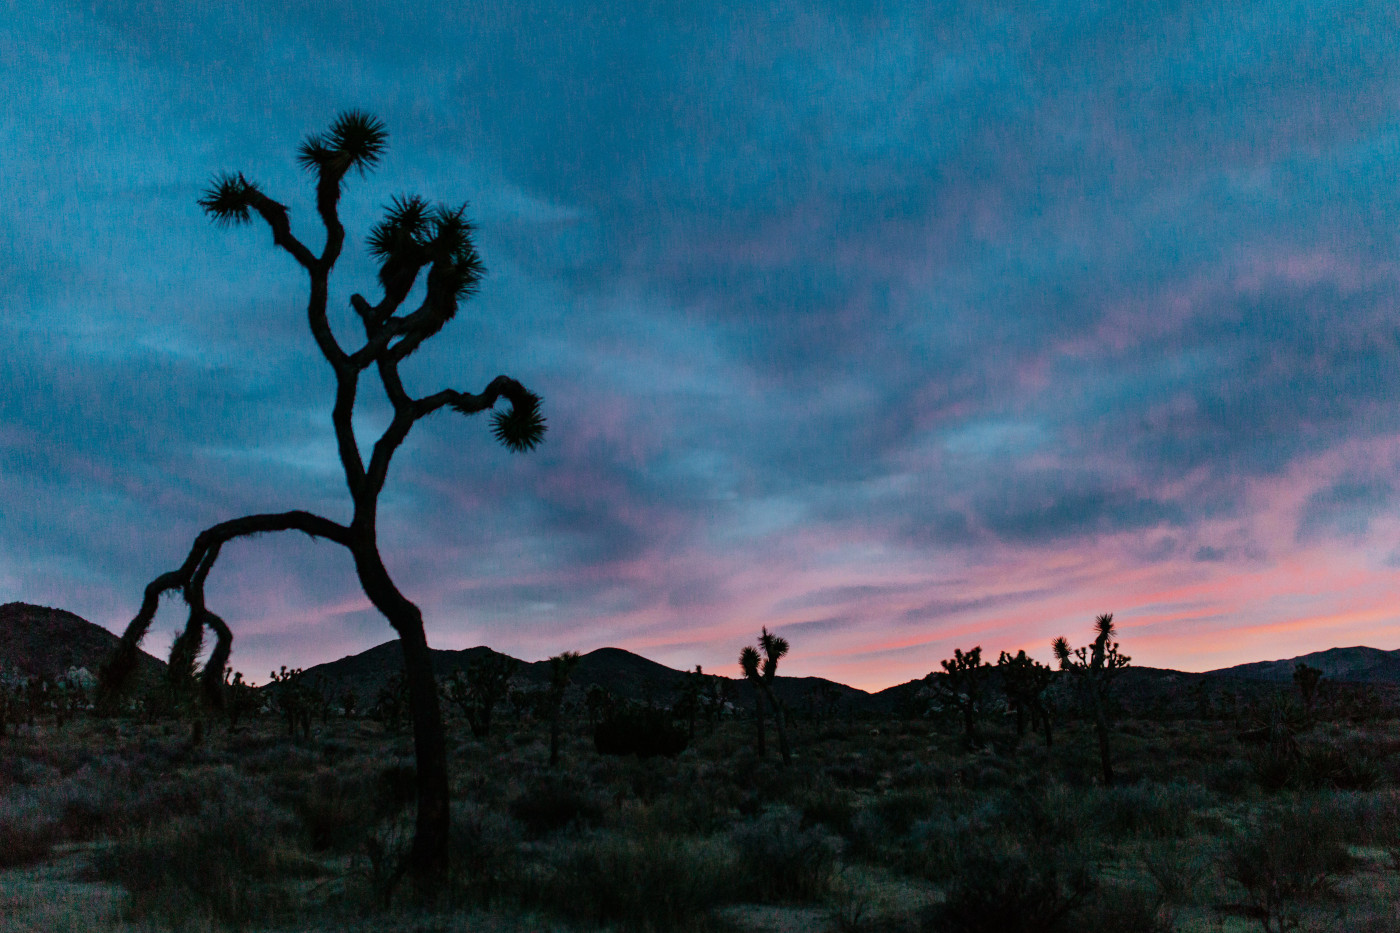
[0, 602, 166, 685]
[1207, 646, 1400, 684]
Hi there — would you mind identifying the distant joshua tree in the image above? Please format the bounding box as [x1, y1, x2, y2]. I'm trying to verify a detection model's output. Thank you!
[932, 646, 987, 750]
[1292, 662, 1323, 717]
[738, 629, 793, 764]
[444, 654, 520, 738]
[1053, 613, 1131, 786]
[99, 111, 546, 887]
[758, 629, 793, 764]
[547, 652, 580, 768]
[997, 649, 1055, 749]
[739, 645, 768, 759]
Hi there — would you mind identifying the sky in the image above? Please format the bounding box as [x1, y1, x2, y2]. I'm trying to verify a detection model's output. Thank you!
[3, 1, 1400, 690]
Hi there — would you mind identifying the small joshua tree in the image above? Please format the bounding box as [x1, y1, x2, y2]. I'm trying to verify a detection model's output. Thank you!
[547, 651, 580, 768]
[98, 111, 545, 886]
[444, 653, 519, 738]
[1053, 613, 1131, 786]
[1292, 662, 1322, 718]
[932, 646, 987, 750]
[997, 649, 1055, 749]
[739, 645, 768, 759]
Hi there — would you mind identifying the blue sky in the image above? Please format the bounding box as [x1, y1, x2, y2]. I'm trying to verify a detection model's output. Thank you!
[4, 0, 1400, 688]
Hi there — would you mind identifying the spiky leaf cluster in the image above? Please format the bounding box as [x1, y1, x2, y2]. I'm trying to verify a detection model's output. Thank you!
[367, 199, 485, 328]
[296, 109, 387, 176]
[739, 645, 762, 680]
[490, 390, 547, 453]
[198, 172, 260, 226]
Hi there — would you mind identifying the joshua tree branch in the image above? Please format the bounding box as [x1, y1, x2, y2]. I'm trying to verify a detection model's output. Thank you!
[314, 168, 347, 270]
[417, 375, 535, 419]
[101, 511, 352, 699]
[333, 373, 366, 494]
[243, 189, 319, 271]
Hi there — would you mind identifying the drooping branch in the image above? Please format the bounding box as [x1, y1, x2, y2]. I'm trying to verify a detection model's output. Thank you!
[418, 376, 547, 452]
[99, 511, 352, 702]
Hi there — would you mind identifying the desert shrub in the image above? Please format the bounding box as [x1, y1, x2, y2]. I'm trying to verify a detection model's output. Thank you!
[920, 844, 1095, 933]
[0, 787, 59, 867]
[871, 788, 940, 831]
[1201, 757, 1255, 795]
[797, 780, 857, 836]
[1300, 743, 1383, 791]
[730, 806, 839, 901]
[94, 789, 305, 923]
[375, 760, 418, 815]
[450, 800, 523, 903]
[1094, 780, 1211, 839]
[1142, 840, 1210, 917]
[1077, 883, 1175, 933]
[508, 774, 606, 838]
[1219, 800, 1353, 933]
[539, 831, 735, 931]
[594, 705, 689, 758]
[294, 768, 379, 851]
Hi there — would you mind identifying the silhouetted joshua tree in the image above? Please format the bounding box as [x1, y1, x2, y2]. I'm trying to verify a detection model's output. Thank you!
[1053, 613, 1131, 786]
[444, 653, 519, 738]
[547, 651, 580, 768]
[932, 646, 987, 750]
[757, 628, 793, 764]
[1293, 662, 1323, 718]
[739, 645, 768, 759]
[997, 649, 1055, 749]
[98, 111, 545, 888]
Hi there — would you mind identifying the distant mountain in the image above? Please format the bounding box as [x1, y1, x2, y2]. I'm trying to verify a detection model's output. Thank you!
[1205, 646, 1400, 684]
[298, 640, 875, 712]
[0, 602, 166, 684]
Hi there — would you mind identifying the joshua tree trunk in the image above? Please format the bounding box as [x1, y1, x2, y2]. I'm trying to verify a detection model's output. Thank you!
[762, 684, 791, 765]
[751, 681, 767, 758]
[356, 547, 450, 881]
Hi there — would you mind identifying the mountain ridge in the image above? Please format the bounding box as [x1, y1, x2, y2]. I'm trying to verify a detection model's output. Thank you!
[4, 602, 1396, 700]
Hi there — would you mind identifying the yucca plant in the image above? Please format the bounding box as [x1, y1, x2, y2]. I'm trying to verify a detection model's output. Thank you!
[99, 111, 546, 888]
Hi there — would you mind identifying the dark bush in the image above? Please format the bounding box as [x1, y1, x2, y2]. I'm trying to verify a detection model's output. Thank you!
[93, 792, 303, 923]
[1220, 801, 1353, 933]
[730, 806, 839, 902]
[508, 774, 605, 837]
[540, 831, 733, 931]
[595, 705, 689, 759]
[921, 845, 1095, 933]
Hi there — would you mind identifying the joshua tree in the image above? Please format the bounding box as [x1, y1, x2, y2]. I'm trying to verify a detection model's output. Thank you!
[757, 628, 793, 764]
[444, 653, 519, 738]
[1053, 613, 1131, 786]
[269, 666, 315, 741]
[1292, 662, 1323, 717]
[997, 649, 1055, 748]
[932, 646, 987, 750]
[98, 111, 545, 886]
[739, 645, 768, 759]
[547, 651, 580, 768]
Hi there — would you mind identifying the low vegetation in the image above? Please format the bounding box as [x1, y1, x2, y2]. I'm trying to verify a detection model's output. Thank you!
[4, 629, 1400, 932]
